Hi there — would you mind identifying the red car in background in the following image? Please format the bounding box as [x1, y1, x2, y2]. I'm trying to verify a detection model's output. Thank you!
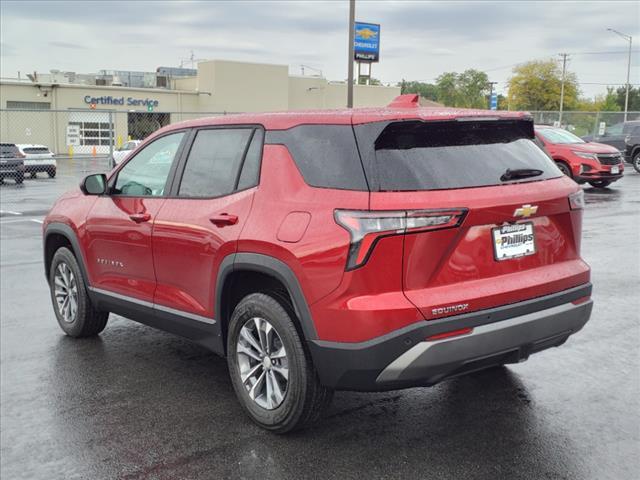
[535, 125, 624, 188]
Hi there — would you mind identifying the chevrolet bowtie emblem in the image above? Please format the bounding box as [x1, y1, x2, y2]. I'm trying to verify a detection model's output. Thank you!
[514, 204, 538, 218]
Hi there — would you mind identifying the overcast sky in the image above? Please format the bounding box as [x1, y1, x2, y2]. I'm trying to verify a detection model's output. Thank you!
[1, 0, 638, 98]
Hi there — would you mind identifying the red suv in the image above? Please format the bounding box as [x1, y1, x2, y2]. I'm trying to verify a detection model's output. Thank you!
[535, 125, 624, 188]
[43, 95, 592, 433]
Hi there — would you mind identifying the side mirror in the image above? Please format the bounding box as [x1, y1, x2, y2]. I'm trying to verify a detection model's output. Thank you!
[80, 173, 107, 195]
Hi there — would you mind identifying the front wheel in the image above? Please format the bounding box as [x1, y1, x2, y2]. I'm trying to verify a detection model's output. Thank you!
[49, 247, 108, 337]
[227, 293, 332, 433]
[555, 161, 572, 178]
[48, 168, 57, 178]
[15, 173, 24, 184]
[633, 153, 640, 174]
[589, 180, 612, 188]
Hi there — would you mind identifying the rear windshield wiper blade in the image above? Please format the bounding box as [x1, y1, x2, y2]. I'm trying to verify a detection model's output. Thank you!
[500, 168, 543, 182]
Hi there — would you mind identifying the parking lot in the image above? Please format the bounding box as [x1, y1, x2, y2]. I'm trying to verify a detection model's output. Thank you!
[1, 160, 638, 480]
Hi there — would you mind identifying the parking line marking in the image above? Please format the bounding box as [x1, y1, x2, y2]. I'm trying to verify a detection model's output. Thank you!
[0, 210, 22, 216]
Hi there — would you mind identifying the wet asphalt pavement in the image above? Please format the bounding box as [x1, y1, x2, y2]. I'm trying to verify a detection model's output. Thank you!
[1, 160, 638, 480]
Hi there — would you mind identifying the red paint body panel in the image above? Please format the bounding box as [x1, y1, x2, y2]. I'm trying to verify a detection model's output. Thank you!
[238, 145, 368, 305]
[152, 189, 255, 318]
[84, 197, 165, 302]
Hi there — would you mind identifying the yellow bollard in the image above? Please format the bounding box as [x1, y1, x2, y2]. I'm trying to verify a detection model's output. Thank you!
[68, 145, 74, 159]
[117, 135, 123, 149]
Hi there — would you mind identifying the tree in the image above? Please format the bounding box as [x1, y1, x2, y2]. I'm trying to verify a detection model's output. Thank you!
[434, 69, 489, 108]
[398, 80, 439, 101]
[507, 59, 579, 111]
[615, 86, 640, 111]
[578, 87, 621, 112]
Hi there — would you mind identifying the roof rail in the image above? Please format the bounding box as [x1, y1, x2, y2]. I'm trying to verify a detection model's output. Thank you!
[387, 94, 420, 108]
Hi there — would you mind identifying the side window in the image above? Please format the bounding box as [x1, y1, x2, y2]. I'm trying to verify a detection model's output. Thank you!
[178, 128, 253, 197]
[113, 132, 185, 196]
[237, 129, 264, 190]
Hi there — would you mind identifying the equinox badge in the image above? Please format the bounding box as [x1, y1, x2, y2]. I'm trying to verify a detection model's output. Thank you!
[514, 204, 538, 218]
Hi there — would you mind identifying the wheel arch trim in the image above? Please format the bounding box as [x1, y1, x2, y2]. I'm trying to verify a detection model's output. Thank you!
[43, 222, 91, 286]
[216, 252, 318, 341]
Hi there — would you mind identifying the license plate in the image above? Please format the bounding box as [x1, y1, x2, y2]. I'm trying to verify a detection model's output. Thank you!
[492, 222, 536, 261]
[611, 166, 619, 174]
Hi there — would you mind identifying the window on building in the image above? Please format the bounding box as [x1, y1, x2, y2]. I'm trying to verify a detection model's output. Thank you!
[6, 101, 51, 110]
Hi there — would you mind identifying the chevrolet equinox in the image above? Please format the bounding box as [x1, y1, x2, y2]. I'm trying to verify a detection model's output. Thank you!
[43, 95, 593, 432]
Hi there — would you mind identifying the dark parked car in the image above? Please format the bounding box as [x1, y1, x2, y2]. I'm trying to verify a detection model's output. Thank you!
[583, 120, 640, 152]
[623, 123, 640, 173]
[0, 143, 25, 184]
[43, 95, 592, 432]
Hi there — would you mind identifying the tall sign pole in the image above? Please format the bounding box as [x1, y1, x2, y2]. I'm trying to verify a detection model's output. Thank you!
[608, 29, 633, 122]
[558, 53, 568, 125]
[347, 0, 355, 108]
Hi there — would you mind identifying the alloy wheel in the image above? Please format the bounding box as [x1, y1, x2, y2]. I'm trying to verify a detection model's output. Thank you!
[54, 262, 78, 323]
[236, 317, 289, 410]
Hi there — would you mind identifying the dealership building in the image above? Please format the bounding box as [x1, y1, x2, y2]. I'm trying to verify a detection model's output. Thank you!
[0, 60, 400, 154]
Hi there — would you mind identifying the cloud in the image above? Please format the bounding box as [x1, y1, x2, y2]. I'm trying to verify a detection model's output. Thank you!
[1, 0, 638, 97]
[48, 41, 86, 50]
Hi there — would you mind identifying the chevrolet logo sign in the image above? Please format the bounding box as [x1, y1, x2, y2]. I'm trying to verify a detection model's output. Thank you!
[514, 204, 538, 218]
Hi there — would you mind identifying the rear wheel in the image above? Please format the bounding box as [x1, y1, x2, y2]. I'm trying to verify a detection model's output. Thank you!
[633, 153, 640, 174]
[49, 247, 108, 337]
[30, 172, 37, 178]
[227, 293, 332, 433]
[48, 168, 57, 178]
[15, 173, 24, 184]
[555, 161, 572, 178]
[588, 180, 612, 188]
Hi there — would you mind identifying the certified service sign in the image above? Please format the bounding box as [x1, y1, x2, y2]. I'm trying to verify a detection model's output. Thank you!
[354, 22, 380, 62]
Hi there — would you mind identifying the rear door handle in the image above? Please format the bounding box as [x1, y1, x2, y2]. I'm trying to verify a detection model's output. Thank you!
[210, 213, 238, 227]
[129, 212, 151, 223]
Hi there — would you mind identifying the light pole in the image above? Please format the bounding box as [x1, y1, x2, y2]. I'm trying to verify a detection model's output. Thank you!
[607, 28, 633, 122]
[347, 0, 355, 108]
[558, 53, 569, 125]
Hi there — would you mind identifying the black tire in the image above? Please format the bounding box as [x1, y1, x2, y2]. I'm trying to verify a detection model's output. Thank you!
[49, 247, 108, 337]
[48, 168, 57, 178]
[30, 172, 37, 178]
[588, 180, 612, 188]
[227, 293, 332, 433]
[15, 173, 24, 184]
[555, 161, 572, 178]
[633, 153, 640, 174]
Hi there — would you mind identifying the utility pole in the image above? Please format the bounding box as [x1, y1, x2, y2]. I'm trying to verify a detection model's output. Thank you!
[347, 0, 355, 108]
[558, 53, 569, 125]
[608, 28, 633, 122]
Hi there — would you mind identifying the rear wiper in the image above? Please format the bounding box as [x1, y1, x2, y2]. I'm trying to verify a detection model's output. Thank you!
[500, 168, 543, 182]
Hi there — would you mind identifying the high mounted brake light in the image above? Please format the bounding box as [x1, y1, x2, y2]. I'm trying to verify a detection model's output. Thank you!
[335, 209, 467, 270]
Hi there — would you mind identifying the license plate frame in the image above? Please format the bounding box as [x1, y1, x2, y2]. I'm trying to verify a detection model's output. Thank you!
[611, 165, 620, 174]
[492, 222, 536, 261]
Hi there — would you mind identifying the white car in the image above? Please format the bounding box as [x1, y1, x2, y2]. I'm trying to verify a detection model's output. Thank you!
[112, 140, 142, 166]
[16, 144, 57, 178]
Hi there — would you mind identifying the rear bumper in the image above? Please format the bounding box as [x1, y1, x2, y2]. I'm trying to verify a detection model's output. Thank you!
[25, 163, 56, 173]
[309, 283, 592, 391]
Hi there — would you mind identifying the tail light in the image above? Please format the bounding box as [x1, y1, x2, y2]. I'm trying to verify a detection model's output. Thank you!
[16, 151, 26, 158]
[335, 208, 467, 270]
[568, 190, 585, 210]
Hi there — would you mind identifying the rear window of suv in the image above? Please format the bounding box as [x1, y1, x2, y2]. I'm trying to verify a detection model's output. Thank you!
[22, 147, 51, 154]
[355, 119, 561, 191]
